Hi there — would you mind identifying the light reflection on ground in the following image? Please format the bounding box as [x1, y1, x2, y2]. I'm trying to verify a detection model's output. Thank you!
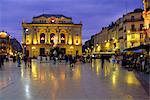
[0, 60, 148, 100]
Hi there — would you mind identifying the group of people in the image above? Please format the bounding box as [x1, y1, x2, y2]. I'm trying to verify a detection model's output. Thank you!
[116, 52, 150, 73]
[52, 54, 77, 67]
[23, 56, 32, 68]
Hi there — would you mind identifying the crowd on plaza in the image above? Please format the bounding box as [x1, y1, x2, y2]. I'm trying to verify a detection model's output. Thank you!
[0, 50, 150, 75]
[115, 51, 150, 74]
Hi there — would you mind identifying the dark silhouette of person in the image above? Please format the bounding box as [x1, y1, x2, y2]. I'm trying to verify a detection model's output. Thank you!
[24, 56, 27, 67]
[28, 57, 32, 68]
[101, 55, 105, 69]
[0, 55, 2, 70]
[17, 55, 21, 67]
[65, 55, 68, 64]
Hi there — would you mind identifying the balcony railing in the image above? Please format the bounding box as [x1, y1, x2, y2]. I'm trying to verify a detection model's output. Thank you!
[124, 18, 144, 23]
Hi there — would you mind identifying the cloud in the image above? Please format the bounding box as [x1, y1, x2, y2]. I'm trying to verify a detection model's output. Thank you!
[0, 0, 143, 42]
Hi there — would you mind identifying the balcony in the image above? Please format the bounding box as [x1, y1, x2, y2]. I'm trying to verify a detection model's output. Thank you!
[123, 18, 144, 23]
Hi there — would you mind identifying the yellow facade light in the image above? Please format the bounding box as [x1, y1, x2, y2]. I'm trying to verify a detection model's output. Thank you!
[41, 37, 45, 40]
[68, 35, 72, 45]
[32, 46, 36, 50]
[127, 30, 130, 34]
[9, 52, 13, 55]
[70, 46, 74, 49]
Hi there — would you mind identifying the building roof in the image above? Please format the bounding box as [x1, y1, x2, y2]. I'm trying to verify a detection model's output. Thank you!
[10, 38, 22, 52]
[33, 14, 72, 19]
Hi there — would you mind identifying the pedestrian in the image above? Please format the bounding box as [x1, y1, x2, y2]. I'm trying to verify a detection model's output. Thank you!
[69, 55, 74, 67]
[59, 54, 62, 63]
[65, 55, 68, 64]
[24, 56, 27, 67]
[53, 50, 57, 64]
[0, 55, 2, 70]
[28, 57, 32, 68]
[1, 55, 4, 66]
[40, 56, 42, 63]
[101, 55, 105, 69]
[111, 55, 116, 65]
[17, 55, 21, 67]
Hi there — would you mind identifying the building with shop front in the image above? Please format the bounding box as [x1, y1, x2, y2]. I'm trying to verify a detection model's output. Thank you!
[85, 8, 146, 54]
[22, 14, 82, 57]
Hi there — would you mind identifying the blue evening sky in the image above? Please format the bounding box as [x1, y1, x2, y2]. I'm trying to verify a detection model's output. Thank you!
[0, 0, 143, 43]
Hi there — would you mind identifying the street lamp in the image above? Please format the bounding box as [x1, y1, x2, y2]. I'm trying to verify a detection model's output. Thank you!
[24, 28, 28, 57]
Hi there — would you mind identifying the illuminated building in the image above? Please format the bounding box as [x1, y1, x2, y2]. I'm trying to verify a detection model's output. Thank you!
[143, 0, 150, 44]
[0, 31, 11, 55]
[85, 8, 145, 53]
[124, 9, 144, 49]
[0, 31, 22, 56]
[22, 14, 82, 57]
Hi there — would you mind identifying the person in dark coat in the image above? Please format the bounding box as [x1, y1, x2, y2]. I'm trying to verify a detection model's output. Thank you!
[69, 55, 73, 67]
[28, 57, 32, 68]
[17, 55, 21, 67]
[24, 56, 27, 67]
[65, 55, 68, 64]
[101, 55, 105, 69]
[0, 55, 2, 70]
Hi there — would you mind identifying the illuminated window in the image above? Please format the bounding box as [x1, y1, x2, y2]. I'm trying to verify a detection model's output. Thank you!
[61, 33, 65, 43]
[140, 33, 143, 38]
[50, 33, 55, 43]
[131, 16, 134, 21]
[40, 33, 45, 44]
[27, 40, 29, 43]
[140, 24, 143, 30]
[131, 42, 134, 46]
[131, 34, 135, 38]
[114, 43, 116, 48]
[131, 24, 136, 31]
[76, 40, 78, 43]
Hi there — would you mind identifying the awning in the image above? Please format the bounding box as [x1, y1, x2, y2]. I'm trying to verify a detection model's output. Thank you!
[123, 44, 150, 52]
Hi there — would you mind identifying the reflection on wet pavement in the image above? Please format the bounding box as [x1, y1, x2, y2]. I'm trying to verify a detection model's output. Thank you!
[0, 59, 148, 100]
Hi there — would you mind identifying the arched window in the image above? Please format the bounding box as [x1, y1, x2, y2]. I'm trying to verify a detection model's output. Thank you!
[61, 33, 65, 43]
[50, 33, 55, 43]
[40, 33, 45, 44]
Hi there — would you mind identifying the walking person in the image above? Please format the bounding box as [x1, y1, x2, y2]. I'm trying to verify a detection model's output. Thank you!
[53, 50, 57, 64]
[112, 55, 116, 66]
[101, 55, 105, 69]
[28, 57, 32, 68]
[0, 55, 2, 70]
[17, 54, 21, 67]
[65, 55, 68, 64]
[69, 55, 73, 68]
[59, 54, 62, 63]
[24, 56, 27, 68]
[1, 55, 4, 66]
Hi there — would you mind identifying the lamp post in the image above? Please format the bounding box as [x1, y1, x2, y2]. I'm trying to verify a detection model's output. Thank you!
[24, 28, 28, 57]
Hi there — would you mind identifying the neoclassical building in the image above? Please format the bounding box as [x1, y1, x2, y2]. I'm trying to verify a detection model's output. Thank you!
[22, 14, 82, 57]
